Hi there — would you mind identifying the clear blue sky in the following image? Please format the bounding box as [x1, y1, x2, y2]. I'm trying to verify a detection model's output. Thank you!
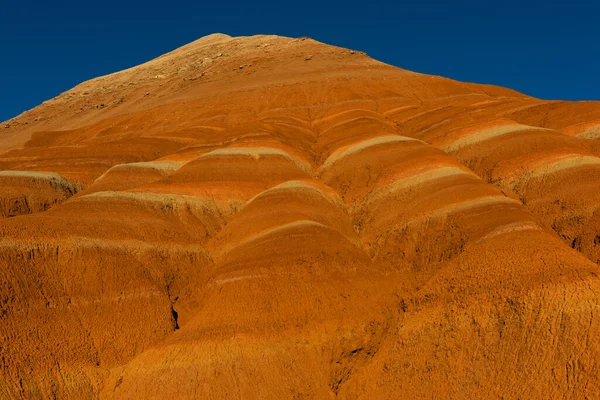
[1, 0, 598, 122]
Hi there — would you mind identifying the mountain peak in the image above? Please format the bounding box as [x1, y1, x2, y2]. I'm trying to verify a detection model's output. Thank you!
[3, 32, 600, 399]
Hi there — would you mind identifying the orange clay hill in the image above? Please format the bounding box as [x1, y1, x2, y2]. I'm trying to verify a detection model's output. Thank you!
[2, 33, 600, 399]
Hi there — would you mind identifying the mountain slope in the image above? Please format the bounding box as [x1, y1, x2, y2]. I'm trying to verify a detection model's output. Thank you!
[2, 34, 600, 399]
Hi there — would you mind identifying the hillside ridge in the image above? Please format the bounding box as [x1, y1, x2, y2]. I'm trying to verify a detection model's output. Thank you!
[2, 33, 600, 399]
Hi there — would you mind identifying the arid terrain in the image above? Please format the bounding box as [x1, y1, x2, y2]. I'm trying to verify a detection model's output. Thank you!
[2, 33, 600, 399]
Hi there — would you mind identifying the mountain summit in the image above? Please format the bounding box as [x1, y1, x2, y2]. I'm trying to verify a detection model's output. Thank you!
[2, 34, 600, 399]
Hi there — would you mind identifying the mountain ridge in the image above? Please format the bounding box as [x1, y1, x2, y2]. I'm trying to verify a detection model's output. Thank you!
[2, 33, 600, 399]
[1, 33, 532, 154]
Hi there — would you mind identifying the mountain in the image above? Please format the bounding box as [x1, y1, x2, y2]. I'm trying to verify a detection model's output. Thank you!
[2, 34, 600, 399]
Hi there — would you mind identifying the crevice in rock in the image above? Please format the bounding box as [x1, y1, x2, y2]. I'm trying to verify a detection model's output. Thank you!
[171, 305, 180, 330]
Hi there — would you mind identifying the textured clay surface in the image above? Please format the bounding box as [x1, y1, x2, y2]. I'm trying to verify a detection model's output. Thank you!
[2, 34, 600, 399]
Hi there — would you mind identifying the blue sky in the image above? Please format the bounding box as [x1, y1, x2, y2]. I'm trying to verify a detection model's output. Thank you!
[1, 0, 598, 122]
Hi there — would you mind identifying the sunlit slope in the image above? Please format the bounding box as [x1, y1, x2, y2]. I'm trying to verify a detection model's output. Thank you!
[1, 34, 600, 399]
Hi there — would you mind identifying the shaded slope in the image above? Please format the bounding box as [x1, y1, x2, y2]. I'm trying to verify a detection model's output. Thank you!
[0, 171, 81, 217]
